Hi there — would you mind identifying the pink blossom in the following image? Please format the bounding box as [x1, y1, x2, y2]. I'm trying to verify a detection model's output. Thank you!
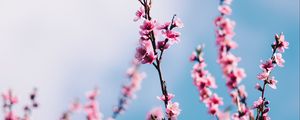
[86, 89, 99, 100]
[218, 5, 232, 15]
[255, 83, 262, 91]
[208, 105, 219, 115]
[69, 100, 81, 112]
[173, 18, 184, 28]
[277, 40, 289, 53]
[2, 90, 18, 104]
[218, 53, 240, 73]
[140, 20, 155, 32]
[215, 18, 235, 38]
[4, 112, 18, 120]
[166, 102, 181, 119]
[157, 40, 170, 50]
[157, 22, 171, 30]
[199, 88, 212, 100]
[85, 101, 102, 120]
[142, 51, 157, 64]
[257, 71, 269, 80]
[217, 112, 231, 120]
[275, 33, 289, 53]
[133, 7, 145, 22]
[274, 53, 285, 67]
[209, 94, 224, 106]
[165, 30, 181, 43]
[189, 52, 197, 62]
[84, 89, 103, 120]
[252, 97, 263, 108]
[267, 76, 278, 89]
[260, 59, 274, 71]
[214, 16, 224, 26]
[190, 46, 224, 117]
[206, 74, 218, 89]
[135, 47, 157, 64]
[262, 113, 271, 120]
[146, 107, 164, 120]
[235, 68, 246, 79]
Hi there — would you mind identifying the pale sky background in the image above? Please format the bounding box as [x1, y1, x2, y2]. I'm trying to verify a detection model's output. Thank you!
[0, 0, 299, 120]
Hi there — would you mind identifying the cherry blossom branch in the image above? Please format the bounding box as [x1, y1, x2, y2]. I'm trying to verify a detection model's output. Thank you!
[60, 88, 103, 120]
[111, 60, 145, 119]
[134, 0, 183, 119]
[214, 0, 252, 119]
[190, 45, 225, 119]
[253, 33, 288, 120]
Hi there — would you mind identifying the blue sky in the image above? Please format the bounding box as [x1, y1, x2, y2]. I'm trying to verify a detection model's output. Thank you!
[0, 0, 298, 119]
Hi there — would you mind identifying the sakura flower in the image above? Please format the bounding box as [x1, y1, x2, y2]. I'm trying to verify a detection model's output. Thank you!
[262, 113, 271, 120]
[166, 102, 181, 119]
[209, 94, 224, 106]
[218, 5, 232, 15]
[274, 33, 289, 53]
[274, 53, 285, 67]
[146, 107, 164, 120]
[157, 40, 170, 50]
[85, 100, 102, 120]
[165, 30, 181, 43]
[260, 59, 274, 71]
[69, 100, 81, 112]
[157, 22, 171, 30]
[133, 7, 145, 22]
[86, 89, 99, 100]
[135, 47, 156, 64]
[189, 52, 197, 62]
[199, 88, 212, 100]
[140, 20, 155, 32]
[4, 112, 18, 120]
[255, 83, 263, 91]
[173, 18, 184, 28]
[252, 97, 263, 109]
[257, 71, 269, 80]
[267, 76, 278, 89]
[2, 90, 18, 105]
[142, 51, 157, 64]
[217, 112, 231, 120]
[208, 105, 219, 115]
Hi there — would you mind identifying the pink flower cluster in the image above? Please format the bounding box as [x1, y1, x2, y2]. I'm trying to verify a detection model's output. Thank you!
[156, 93, 181, 119]
[2, 88, 38, 120]
[85, 89, 102, 120]
[134, 0, 182, 120]
[111, 60, 146, 119]
[134, 6, 183, 64]
[215, 0, 252, 119]
[60, 88, 103, 120]
[190, 45, 224, 117]
[254, 33, 288, 119]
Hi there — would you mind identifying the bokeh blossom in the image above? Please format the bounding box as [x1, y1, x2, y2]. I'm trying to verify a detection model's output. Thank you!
[215, 0, 252, 119]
